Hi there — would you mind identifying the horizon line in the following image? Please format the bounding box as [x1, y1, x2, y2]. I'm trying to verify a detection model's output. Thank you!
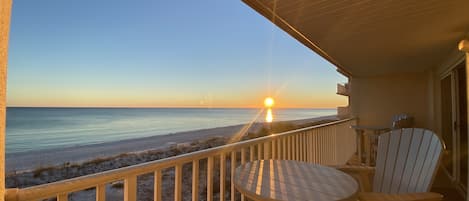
[6, 106, 338, 110]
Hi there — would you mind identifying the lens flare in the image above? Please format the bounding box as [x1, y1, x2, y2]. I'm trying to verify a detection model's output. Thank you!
[264, 97, 274, 107]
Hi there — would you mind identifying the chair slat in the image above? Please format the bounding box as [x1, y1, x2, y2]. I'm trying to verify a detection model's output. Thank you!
[421, 141, 442, 192]
[373, 133, 390, 192]
[380, 129, 402, 192]
[389, 128, 413, 193]
[416, 133, 440, 192]
[398, 129, 424, 193]
[407, 131, 432, 192]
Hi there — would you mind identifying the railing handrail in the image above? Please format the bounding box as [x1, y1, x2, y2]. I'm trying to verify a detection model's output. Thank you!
[13, 118, 356, 200]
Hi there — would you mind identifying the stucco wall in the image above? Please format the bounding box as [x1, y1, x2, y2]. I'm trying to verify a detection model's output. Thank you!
[350, 72, 431, 129]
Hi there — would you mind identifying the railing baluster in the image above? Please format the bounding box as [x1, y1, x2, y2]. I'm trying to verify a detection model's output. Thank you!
[295, 134, 299, 160]
[320, 128, 324, 163]
[241, 147, 246, 164]
[287, 136, 291, 160]
[220, 153, 226, 201]
[175, 165, 182, 201]
[124, 175, 137, 201]
[295, 134, 298, 160]
[57, 193, 68, 201]
[305, 132, 309, 162]
[277, 139, 281, 159]
[249, 145, 255, 161]
[327, 127, 330, 164]
[314, 129, 319, 163]
[192, 160, 199, 201]
[264, 142, 270, 160]
[230, 152, 236, 201]
[300, 133, 304, 161]
[207, 156, 214, 201]
[272, 140, 277, 159]
[282, 137, 286, 160]
[305, 131, 313, 163]
[318, 128, 322, 163]
[306, 133, 310, 162]
[304, 133, 307, 161]
[288, 136, 295, 160]
[305, 133, 308, 162]
[154, 170, 162, 201]
[96, 184, 106, 201]
[307, 131, 314, 163]
[257, 143, 262, 160]
[292, 135, 295, 160]
[239, 148, 247, 200]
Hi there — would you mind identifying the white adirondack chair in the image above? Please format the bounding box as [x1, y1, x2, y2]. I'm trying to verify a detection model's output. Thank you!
[339, 128, 445, 201]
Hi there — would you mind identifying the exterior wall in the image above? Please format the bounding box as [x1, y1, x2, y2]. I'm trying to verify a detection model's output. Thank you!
[350, 72, 431, 129]
[0, 0, 12, 200]
[349, 46, 466, 135]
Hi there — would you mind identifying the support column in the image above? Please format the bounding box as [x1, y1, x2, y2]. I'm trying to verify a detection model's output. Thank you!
[0, 0, 12, 200]
[458, 39, 469, 201]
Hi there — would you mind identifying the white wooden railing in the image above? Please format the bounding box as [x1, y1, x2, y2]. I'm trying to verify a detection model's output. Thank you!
[5, 118, 357, 201]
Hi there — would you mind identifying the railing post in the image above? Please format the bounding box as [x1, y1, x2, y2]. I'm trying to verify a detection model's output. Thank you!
[0, 1, 13, 200]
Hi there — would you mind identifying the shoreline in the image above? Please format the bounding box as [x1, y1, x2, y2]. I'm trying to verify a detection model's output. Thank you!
[6, 115, 338, 172]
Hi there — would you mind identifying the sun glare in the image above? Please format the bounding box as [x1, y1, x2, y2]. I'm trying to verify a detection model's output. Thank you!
[266, 108, 273, 123]
[264, 97, 274, 108]
[264, 97, 274, 123]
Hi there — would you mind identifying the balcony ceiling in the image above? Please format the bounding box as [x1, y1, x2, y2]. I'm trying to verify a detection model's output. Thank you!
[243, 0, 469, 77]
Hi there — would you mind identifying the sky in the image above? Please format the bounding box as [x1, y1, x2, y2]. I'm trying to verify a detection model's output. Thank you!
[6, 0, 348, 108]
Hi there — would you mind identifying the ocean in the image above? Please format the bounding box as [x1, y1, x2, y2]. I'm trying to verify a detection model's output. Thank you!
[6, 107, 336, 154]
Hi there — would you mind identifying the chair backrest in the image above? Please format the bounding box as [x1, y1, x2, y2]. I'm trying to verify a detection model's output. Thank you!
[372, 128, 443, 194]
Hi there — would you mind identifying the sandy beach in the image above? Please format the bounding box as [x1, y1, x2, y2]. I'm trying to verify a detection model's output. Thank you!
[6, 115, 338, 172]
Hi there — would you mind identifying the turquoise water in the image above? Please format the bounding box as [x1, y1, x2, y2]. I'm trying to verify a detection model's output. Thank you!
[6, 107, 336, 154]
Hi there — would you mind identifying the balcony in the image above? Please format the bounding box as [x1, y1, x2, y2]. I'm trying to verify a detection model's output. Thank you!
[5, 119, 357, 201]
[337, 106, 350, 118]
[336, 83, 350, 96]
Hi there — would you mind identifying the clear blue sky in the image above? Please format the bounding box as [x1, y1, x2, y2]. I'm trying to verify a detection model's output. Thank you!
[6, 0, 347, 108]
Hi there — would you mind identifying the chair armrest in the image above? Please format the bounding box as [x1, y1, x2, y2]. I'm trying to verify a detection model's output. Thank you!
[359, 192, 443, 201]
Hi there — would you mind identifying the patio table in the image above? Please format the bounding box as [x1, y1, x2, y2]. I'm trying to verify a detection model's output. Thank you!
[234, 160, 359, 201]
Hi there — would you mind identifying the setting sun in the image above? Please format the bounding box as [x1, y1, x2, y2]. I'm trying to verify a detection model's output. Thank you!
[264, 97, 274, 108]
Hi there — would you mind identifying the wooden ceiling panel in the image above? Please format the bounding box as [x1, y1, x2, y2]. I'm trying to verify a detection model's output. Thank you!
[243, 0, 469, 77]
